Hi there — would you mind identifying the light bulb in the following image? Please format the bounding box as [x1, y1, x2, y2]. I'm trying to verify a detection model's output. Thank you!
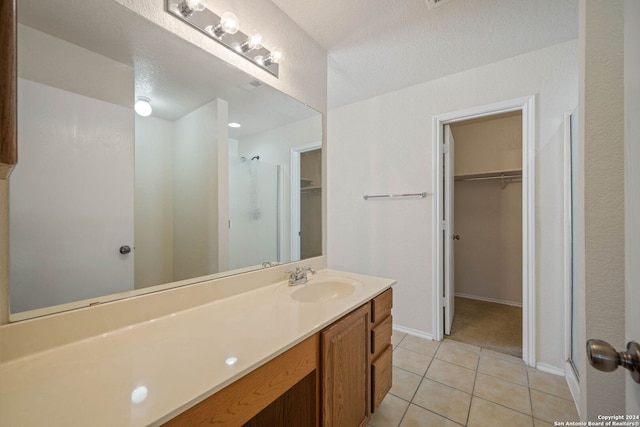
[256, 47, 284, 67]
[134, 98, 152, 117]
[211, 12, 239, 37]
[269, 47, 284, 64]
[240, 31, 263, 52]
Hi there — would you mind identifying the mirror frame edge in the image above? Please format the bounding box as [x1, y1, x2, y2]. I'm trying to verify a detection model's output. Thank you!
[0, 0, 17, 179]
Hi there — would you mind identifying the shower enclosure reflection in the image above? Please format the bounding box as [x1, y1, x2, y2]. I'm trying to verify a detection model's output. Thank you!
[228, 155, 280, 270]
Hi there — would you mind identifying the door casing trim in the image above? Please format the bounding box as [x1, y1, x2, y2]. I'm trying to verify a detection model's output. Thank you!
[432, 95, 536, 366]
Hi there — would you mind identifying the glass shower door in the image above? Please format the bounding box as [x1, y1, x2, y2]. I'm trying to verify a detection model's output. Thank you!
[228, 156, 280, 270]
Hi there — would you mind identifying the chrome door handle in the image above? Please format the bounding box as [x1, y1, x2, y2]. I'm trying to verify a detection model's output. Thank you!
[586, 339, 640, 383]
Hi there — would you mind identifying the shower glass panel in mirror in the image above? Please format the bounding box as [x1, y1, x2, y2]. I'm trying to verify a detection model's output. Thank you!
[9, 0, 322, 320]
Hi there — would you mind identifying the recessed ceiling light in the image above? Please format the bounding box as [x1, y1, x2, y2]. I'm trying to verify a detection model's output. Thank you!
[134, 97, 152, 117]
[228, 122, 241, 128]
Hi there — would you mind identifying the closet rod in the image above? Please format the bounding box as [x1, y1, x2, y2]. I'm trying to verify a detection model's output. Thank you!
[456, 174, 521, 182]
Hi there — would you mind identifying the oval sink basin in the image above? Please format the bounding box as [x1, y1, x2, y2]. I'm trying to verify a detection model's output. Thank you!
[290, 277, 359, 303]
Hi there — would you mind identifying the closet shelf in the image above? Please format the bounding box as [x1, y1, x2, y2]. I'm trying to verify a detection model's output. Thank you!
[454, 169, 522, 181]
[301, 186, 321, 193]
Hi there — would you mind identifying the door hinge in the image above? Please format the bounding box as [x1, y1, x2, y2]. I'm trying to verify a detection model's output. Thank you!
[442, 297, 447, 307]
[441, 220, 448, 231]
[442, 143, 449, 154]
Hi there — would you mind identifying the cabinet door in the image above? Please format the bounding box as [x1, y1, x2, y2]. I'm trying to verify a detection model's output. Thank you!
[321, 303, 370, 427]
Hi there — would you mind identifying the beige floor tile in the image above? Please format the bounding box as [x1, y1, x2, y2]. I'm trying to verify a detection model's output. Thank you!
[392, 331, 408, 347]
[400, 404, 463, 427]
[393, 347, 433, 376]
[398, 335, 441, 357]
[527, 368, 573, 401]
[481, 348, 525, 365]
[474, 373, 532, 415]
[443, 339, 482, 353]
[467, 397, 533, 427]
[436, 341, 481, 370]
[478, 355, 528, 385]
[390, 367, 422, 401]
[412, 379, 472, 425]
[534, 418, 554, 427]
[530, 390, 579, 423]
[426, 359, 477, 393]
[368, 393, 410, 427]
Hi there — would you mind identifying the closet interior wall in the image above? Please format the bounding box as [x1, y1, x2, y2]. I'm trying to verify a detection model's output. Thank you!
[451, 113, 523, 306]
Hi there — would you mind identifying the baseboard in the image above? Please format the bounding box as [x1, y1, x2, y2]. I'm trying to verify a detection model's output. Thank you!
[535, 362, 565, 376]
[392, 324, 436, 341]
[455, 292, 523, 308]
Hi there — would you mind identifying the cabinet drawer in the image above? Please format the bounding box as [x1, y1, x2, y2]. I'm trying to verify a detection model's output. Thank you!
[371, 344, 393, 413]
[371, 288, 392, 325]
[371, 315, 392, 358]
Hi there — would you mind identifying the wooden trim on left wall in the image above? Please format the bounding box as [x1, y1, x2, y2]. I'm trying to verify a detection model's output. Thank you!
[0, 0, 18, 179]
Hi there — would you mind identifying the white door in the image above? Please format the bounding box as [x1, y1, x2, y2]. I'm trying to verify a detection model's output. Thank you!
[444, 125, 455, 335]
[625, 0, 640, 412]
[9, 79, 134, 313]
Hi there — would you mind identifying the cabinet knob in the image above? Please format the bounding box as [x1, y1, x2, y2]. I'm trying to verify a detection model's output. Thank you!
[586, 339, 640, 383]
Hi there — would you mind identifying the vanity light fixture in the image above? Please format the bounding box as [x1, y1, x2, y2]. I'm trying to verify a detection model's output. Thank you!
[254, 47, 283, 67]
[134, 97, 152, 117]
[238, 31, 263, 53]
[166, 0, 283, 77]
[177, 0, 207, 18]
[205, 12, 240, 38]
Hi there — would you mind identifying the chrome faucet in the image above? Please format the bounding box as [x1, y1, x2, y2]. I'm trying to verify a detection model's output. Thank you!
[285, 266, 316, 286]
[262, 261, 280, 268]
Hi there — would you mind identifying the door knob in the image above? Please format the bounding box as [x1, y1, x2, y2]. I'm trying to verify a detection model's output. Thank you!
[586, 339, 640, 383]
[119, 245, 132, 255]
[453, 234, 461, 240]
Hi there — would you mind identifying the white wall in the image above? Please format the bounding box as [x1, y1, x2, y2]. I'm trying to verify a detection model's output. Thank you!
[454, 180, 522, 305]
[328, 40, 578, 369]
[134, 115, 175, 288]
[173, 101, 223, 280]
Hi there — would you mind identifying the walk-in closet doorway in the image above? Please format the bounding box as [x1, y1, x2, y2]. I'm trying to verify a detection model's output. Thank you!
[448, 112, 523, 357]
[433, 96, 536, 366]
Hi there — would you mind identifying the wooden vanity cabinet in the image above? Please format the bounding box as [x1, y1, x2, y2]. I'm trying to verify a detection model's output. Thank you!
[370, 288, 393, 412]
[163, 288, 393, 427]
[321, 303, 371, 427]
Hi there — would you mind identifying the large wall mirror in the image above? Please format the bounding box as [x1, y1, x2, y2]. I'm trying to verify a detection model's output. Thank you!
[9, 0, 323, 320]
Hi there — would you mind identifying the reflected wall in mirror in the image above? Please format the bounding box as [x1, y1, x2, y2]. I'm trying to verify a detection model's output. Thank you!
[9, 0, 322, 320]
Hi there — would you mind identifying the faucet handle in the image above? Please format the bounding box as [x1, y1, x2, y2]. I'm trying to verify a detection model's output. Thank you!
[302, 265, 316, 274]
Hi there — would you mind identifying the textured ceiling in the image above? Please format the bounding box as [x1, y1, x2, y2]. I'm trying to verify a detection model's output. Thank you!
[272, 0, 579, 108]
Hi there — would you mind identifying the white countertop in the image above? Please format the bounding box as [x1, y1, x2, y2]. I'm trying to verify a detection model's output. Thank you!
[0, 269, 395, 427]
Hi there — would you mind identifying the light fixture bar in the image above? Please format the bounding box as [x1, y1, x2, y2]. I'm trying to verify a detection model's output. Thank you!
[166, 0, 280, 78]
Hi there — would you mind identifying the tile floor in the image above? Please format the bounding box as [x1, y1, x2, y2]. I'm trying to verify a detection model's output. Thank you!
[369, 332, 579, 427]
